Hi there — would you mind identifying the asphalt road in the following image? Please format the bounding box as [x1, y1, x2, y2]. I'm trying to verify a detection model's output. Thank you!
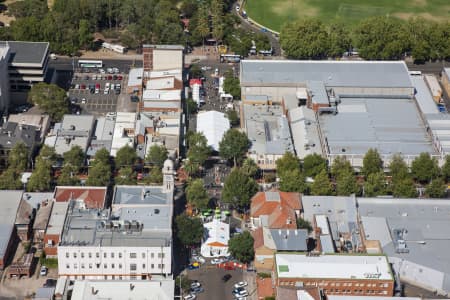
[406, 61, 450, 75]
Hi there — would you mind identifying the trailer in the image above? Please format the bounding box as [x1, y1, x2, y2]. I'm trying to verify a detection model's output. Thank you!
[102, 42, 127, 54]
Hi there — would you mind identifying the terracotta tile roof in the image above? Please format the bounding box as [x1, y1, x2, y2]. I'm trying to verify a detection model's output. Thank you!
[268, 205, 297, 229]
[279, 192, 302, 210]
[54, 187, 107, 209]
[207, 241, 227, 247]
[257, 277, 274, 299]
[252, 227, 264, 249]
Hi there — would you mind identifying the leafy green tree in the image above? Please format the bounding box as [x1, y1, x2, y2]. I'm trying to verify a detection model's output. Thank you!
[363, 172, 387, 197]
[115, 145, 138, 168]
[219, 129, 250, 166]
[241, 158, 259, 178]
[7, 142, 29, 171]
[186, 179, 209, 210]
[187, 132, 211, 167]
[57, 165, 80, 186]
[0, 169, 23, 190]
[330, 156, 353, 179]
[222, 168, 258, 210]
[175, 214, 204, 247]
[276, 152, 300, 178]
[223, 76, 241, 100]
[194, 3, 211, 48]
[389, 154, 410, 182]
[86, 149, 111, 186]
[392, 178, 417, 198]
[279, 169, 307, 193]
[183, 159, 200, 178]
[28, 83, 68, 121]
[280, 19, 329, 59]
[362, 149, 383, 178]
[411, 153, 440, 184]
[228, 231, 254, 264]
[336, 169, 360, 196]
[63, 145, 84, 170]
[226, 110, 240, 127]
[296, 218, 312, 233]
[425, 178, 447, 198]
[190, 65, 203, 79]
[27, 159, 52, 192]
[78, 19, 92, 49]
[146, 144, 168, 168]
[8, 0, 49, 19]
[303, 154, 327, 178]
[148, 167, 163, 184]
[187, 98, 198, 115]
[310, 169, 334, 196]
[328, 21, 351, 57]
[441, 155, 450, 181]
[254, 33, 271, 52]
[116, 166, 137, 185]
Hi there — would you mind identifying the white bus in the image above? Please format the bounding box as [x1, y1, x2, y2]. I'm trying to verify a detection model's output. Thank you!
[78, 60, 103, 68]
[220, 54, 241, 63]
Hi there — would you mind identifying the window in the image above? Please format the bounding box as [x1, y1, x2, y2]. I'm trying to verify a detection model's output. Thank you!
[111, 263, 115, 269]
[96, 263, 100, 269]
[66, 264, 70, 269]
[142, 264, 146, 269]
[151, 253, 154, 258]
[81, 253, 84, 258]
[158, 253, 165, 258]
[89, 263, 92, 269]
[66, 253, 69, 258]
[119, 264, 122, 269]
[96, 252, 100, 258]
[104, 253, 107, 258]
[151, 264, 154, 269]
[74, 263, 78, 269]
[111, 253, 114, 258]
[104, 263, 107, 269]
[158, 264, 165, 269]
[130, 264, 137, 271]
[81, 263, 85, 269]
[119, 253, 122, 258]
[88, 253, 92, 258]
[73, 253, 77, 258]
[130, 253, 137, 259]
[142, 253, 145, 259]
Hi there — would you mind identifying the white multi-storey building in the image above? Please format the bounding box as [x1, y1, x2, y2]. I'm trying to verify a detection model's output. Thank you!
[57, 160, 174, 280]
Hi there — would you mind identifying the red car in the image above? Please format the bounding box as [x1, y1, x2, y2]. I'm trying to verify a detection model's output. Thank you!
[107, 75, 113, 80]
[117, 75, 123, 80]
[80, 84, 86, 89]
[95, 83, 100, 89]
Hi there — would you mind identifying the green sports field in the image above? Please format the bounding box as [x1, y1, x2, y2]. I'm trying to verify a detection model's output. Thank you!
[245, 0, 450, 32]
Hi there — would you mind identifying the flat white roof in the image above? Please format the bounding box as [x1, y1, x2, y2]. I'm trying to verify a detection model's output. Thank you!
[196, 111, 230, 151]
[46, 202, 69, 235]
[275, 253, 392, 280]
[203, 218, 230, 247]
[127, 68, 143, 87]
[143, 89, 181, 101]
[71, 279, 174, 300]
[110, 112, 136, 157]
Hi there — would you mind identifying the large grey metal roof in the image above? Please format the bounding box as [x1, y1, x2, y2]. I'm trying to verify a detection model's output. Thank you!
[319, 97, 435, 156]
[6, 41, 49, 65]
[113, 185, 172, 206]
[268, 228, 308, 251]
[0, 191, 23, 259]
[241, 60, 412, 88]
[358, 197, 450, 294]
[410, 76, 439, 114]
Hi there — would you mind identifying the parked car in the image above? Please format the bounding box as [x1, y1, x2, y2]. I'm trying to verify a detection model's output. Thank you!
[80, 84, 86, 90]
[113, 75, 117, 80]
[190, 281, 201, 289]
[211, 258, 226, 265]
[222, 274, 232, 282]
[234, 281, 248, 289]
[40, 266, 48, 276]
[187, 263, 200, 270]
[70, 97, 78, 104]
[190, 287, 204, 294]
[81, 98, 87, 104]
[95, 83, 100, 89]
[104, 88, 109, 94]
[192, 256, 205, 264]
[99, 69, 106, 74]
[233, 289, 248, 297]
[107, 75, 113, 80]
[75, 84, 80, 89]
[95, 89, 100, 94]
[113, 67, 119, 73]
[183, 294, 196, 300]
[117, 75, 123, 80]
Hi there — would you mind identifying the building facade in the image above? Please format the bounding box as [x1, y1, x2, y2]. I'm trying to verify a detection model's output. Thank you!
[0, 43, 11, 114]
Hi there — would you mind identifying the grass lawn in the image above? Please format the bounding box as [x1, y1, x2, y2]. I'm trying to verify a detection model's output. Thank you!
[245, 0, 450, 32]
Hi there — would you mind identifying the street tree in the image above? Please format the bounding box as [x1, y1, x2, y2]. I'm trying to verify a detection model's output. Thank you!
[219, 129, 250, 166]
[442, 155, 450, 181]
[187, 132, 211, 167]
[276, 152, 301, 178]
[175, 214, 204, 247]
[7, 142, 29, 171]
[222, 168, 258, 210]
[241, 158, 259, 178]
[146, 144, 168, 168]
[425, 178, 447, 198]
[186, 179, 210, 211]
[38, 145, 57, 166]
[57, 165, 80, 186]
[280, 19, 329, 59]
[223, 76, 241, 100]
[302, 154, 327, 178]
[86, 149, 112, 186]
[411, 152, 440, 183]
[228, 231, 254, 264]
[116, 166, 137, 185]
[63, 145, 84, 171]
[115, 145, 138, 168]
[361, 149, 383, 178]
[392, 178, 417, 198]
[147, 167, 163, 184]
[28, 83, 69, 121]
[0, 169, 23, 190]
[279, 169, 307, 193]
[330, 156, 353, 179]
[389, 154, 410, 182]
[310, 169, 334, 196]
[226, 109, 240, 127]
[363, 172, 387, 197]
[336, 169, 360, 196]
[27, 159, 52, 192]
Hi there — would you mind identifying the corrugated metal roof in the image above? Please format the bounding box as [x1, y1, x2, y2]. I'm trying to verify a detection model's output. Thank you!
[0, 191, 23, 258]
[241, 60, 412, 88]
[411, 76, 439, 114]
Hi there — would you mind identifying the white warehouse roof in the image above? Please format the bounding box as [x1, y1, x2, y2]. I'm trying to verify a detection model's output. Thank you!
[196, 110, 230, 151]
[275, 253, 392, 280]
